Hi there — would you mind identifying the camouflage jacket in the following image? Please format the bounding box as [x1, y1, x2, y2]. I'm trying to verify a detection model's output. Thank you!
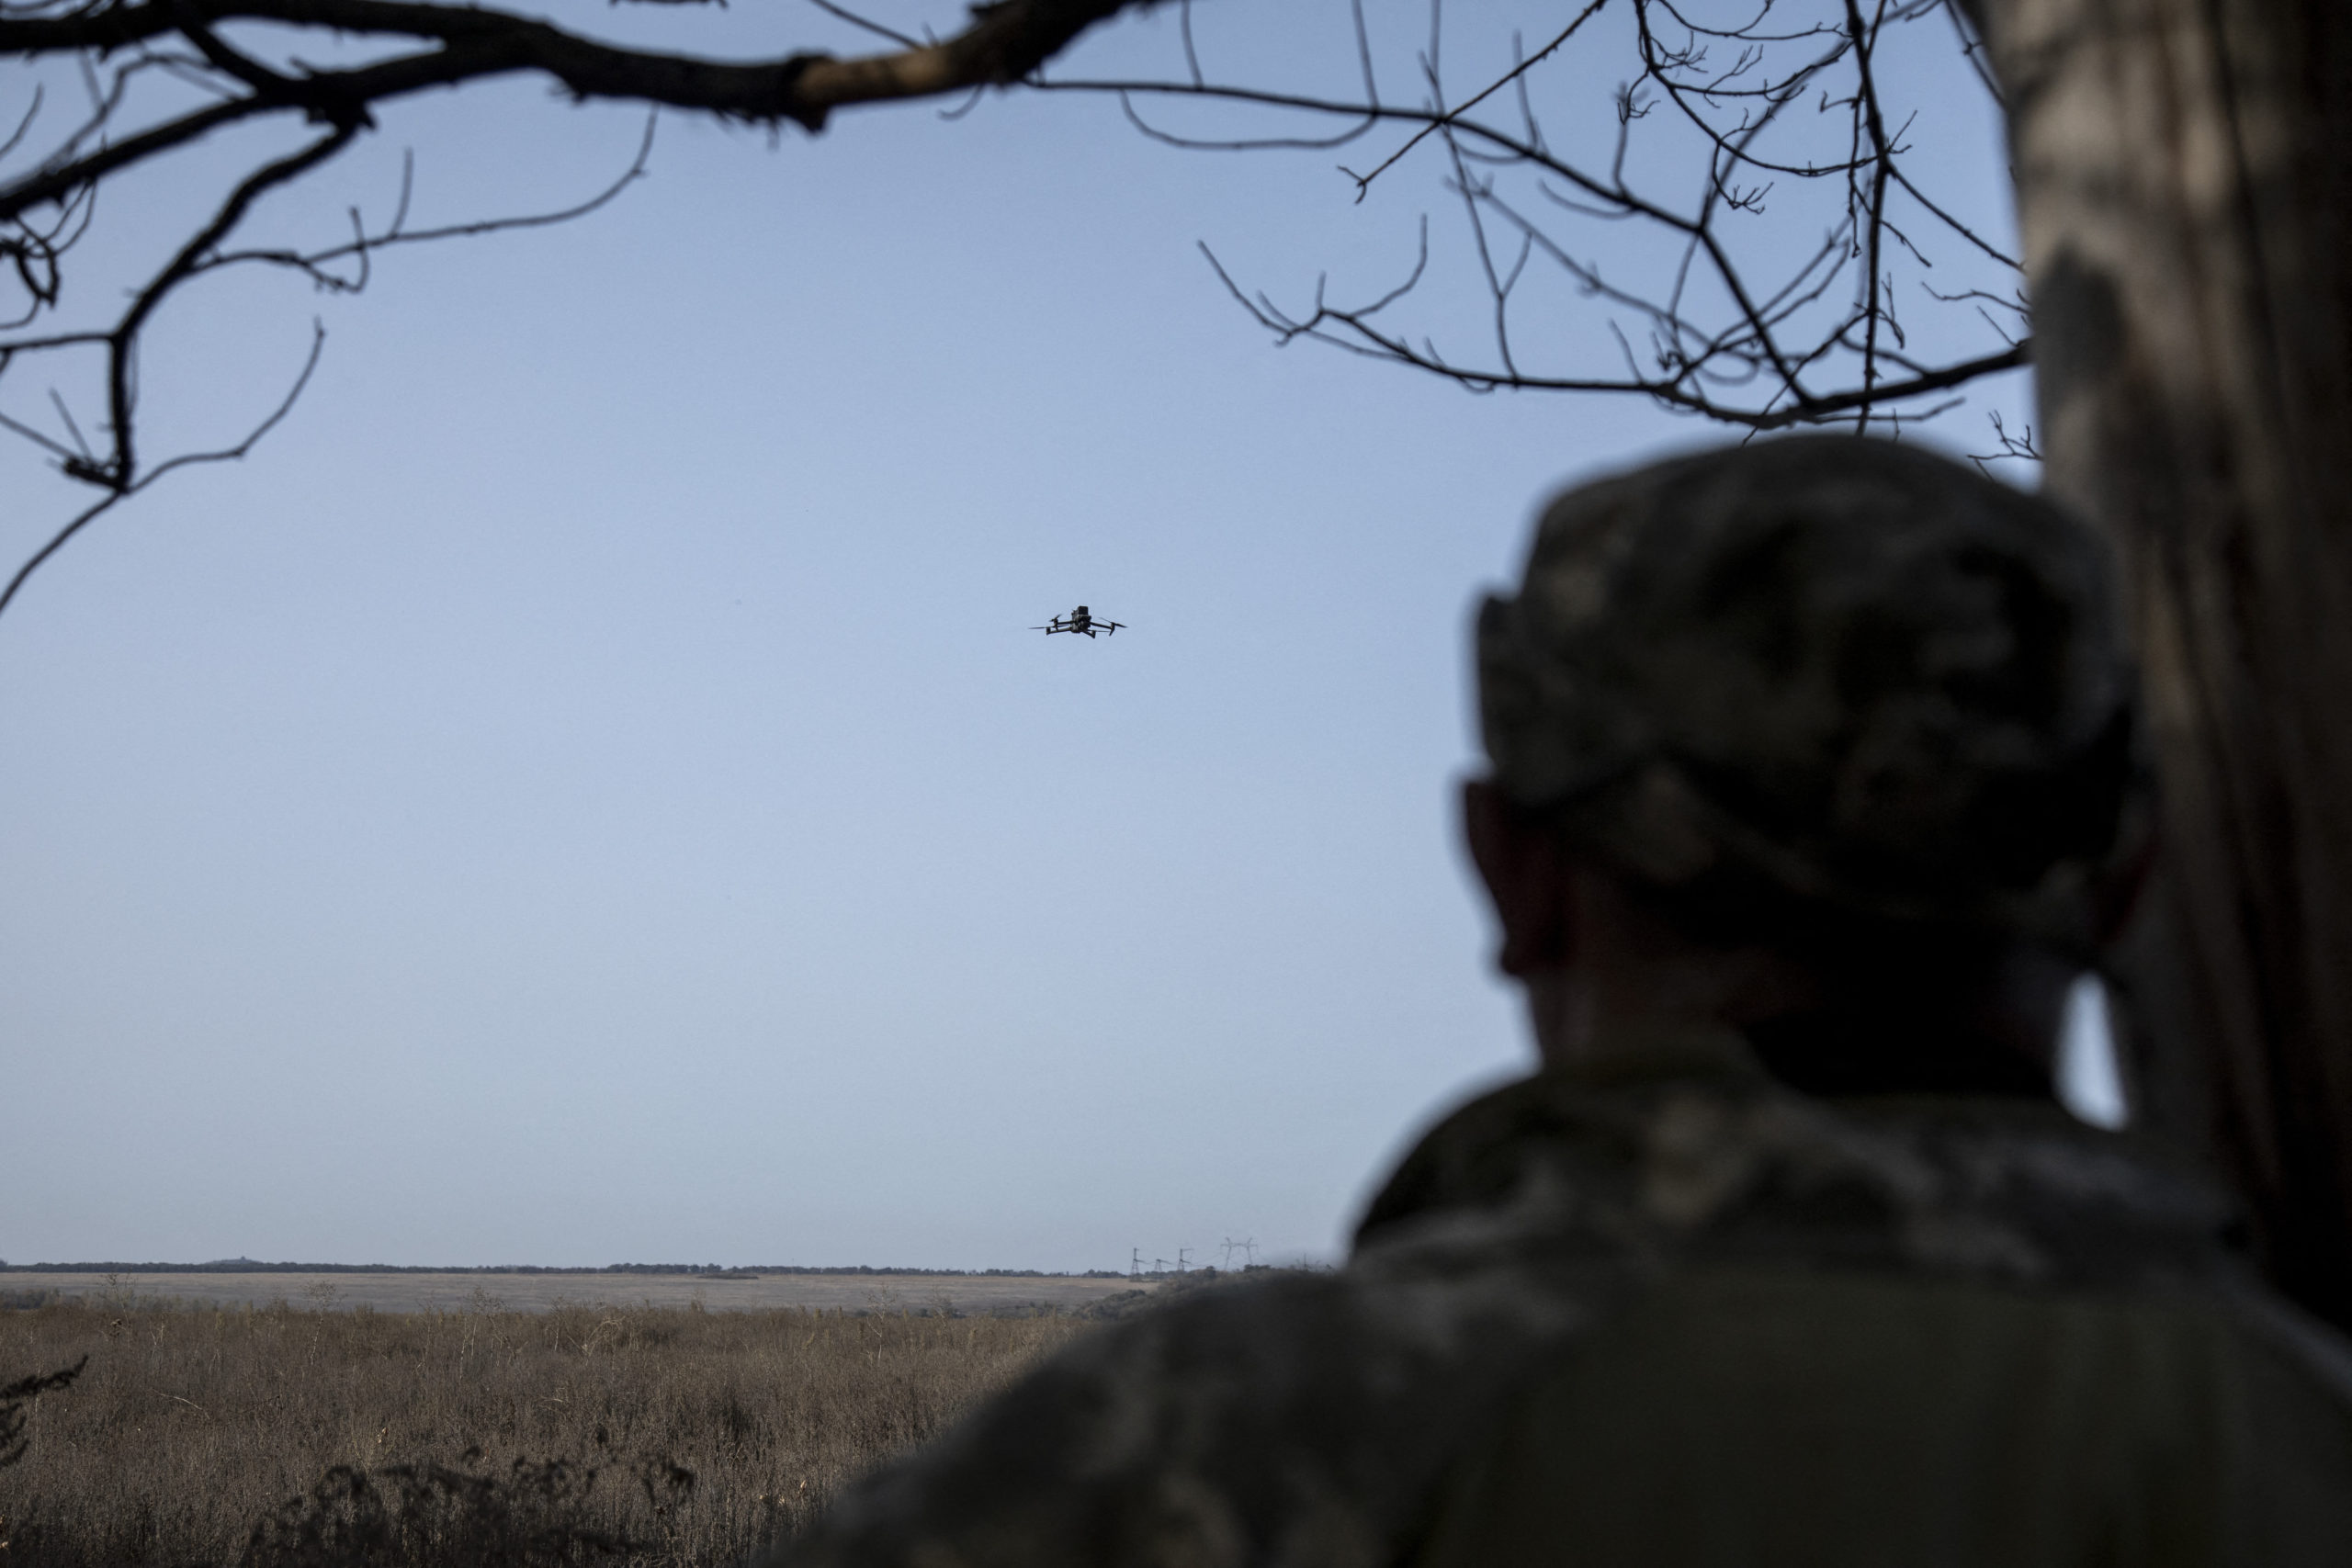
[772, 1032, 2352, 1568]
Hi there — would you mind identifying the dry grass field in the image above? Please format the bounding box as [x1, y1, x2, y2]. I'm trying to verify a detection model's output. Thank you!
[0, 1290, 1098, 1566]
[4, 1272, 1148, 1317]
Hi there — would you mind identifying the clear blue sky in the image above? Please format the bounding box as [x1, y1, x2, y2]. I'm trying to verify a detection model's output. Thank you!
[0, 0, 2108, 1271]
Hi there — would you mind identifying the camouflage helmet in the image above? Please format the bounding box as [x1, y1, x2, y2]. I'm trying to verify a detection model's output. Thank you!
[1476, 434, 2144, 951]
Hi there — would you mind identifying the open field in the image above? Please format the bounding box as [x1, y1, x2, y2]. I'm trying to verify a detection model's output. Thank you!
[2, 1270, 1154, 1316]
[0, 1294, 1096, 1566]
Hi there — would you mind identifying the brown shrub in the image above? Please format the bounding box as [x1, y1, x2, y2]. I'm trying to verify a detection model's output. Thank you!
[0, 1292, 1087, 1567]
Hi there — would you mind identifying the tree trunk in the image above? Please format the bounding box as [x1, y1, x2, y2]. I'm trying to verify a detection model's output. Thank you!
[1971, 0, 2352, 1325]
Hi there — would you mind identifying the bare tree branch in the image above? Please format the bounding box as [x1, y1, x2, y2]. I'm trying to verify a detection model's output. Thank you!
[0, 0, 2030, 624]
[0, 322, 326, 619]
[0, 0, 1152, 152]
[1044, 0, 2028, 434]
[0, 0, 1158, 617]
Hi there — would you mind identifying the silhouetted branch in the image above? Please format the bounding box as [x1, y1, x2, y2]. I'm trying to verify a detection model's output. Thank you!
[0, 0, 2030, 626]
[0, 321, 325, 620]
[0, 0, 1150, 144]
[0, 0, 1157, 617]
[199, 112, 659, 290]
[0, 1355, 87, 1468]
[1046, 0, 2029, 434]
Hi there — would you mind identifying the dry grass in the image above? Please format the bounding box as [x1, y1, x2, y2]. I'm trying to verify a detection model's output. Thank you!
[0, 1286, 1091, 1567]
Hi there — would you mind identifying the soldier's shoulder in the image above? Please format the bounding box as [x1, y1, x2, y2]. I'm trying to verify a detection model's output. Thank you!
[1361, 1055, 2248, 1296]
[773, 1255, 1609, 1568]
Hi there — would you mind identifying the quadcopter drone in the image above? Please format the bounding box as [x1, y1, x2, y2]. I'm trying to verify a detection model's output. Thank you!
[1034, 605, 1124, 638]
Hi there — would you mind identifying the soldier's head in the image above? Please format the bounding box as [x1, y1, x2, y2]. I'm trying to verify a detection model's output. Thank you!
[1464, 435, 2147, 1096]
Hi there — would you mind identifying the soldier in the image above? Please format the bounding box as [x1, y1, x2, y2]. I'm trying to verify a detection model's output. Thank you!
[771, 436, 2352, 1566]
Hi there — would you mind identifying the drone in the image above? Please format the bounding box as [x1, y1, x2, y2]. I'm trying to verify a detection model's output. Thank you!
[1034, 604, 1125, 638]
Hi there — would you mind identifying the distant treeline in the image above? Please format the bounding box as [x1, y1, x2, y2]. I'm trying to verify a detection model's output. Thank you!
[0, 1259, 1129, 1279]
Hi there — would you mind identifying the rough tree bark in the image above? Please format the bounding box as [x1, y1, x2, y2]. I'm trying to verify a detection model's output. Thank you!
[1969, 0, 2352, 1326]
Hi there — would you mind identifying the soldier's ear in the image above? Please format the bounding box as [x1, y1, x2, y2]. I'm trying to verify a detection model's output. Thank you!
[1461, 777, 1576, 977]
